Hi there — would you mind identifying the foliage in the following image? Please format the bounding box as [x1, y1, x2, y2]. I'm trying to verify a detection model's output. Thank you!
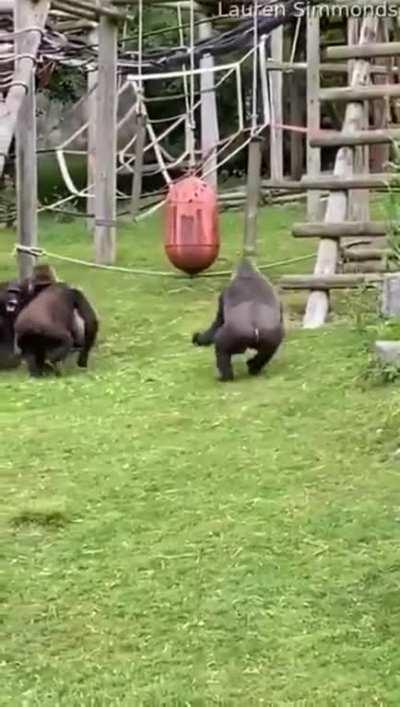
[1, 206, 400, 704]
[42, 64, 85, 105]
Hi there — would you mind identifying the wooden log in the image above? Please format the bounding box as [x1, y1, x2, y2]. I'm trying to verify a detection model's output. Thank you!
[290, 73, 303, 180]
[280, 274, 382, 290]
[86, 29, 97, 231]
[67, 0, 125, 20]
[243, 137, 262, 257]
[0, 0, 49, 178]
[269, 26, 283, 182]
[320, 63, 388, 75]
[15, 0, 38, 280]
[130, 112, 146, 218]
[306, 13, 321, 220]
[326, 42, 400, 61]
[304, 15, 379, 328]
[200, 49, 219, 190]
[300, 174, 398, 190]
[292, 221, 389, 238]
[310, 128, 400, 147]
[343, 248, 391, 261]
[94, 14, 118, 264]
[52, 1, 95, 20]
[320, 84, 400, 102]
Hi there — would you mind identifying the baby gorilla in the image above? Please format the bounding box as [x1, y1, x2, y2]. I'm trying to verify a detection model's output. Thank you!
[12, 265, 98, 377]
[0, 280, 21, 369]
[192, 258, 284, 381]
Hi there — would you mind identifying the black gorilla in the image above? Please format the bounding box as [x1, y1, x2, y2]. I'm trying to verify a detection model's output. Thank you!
[192, 258, 284, 381]
[9, 265, 99, 377]
[0, 279, 21, 369]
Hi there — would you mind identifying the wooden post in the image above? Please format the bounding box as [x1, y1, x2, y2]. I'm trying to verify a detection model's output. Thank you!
[130, 110, 146, 218]
[86, 27, 97, 231]
[94, 14, 118, 264]
[269, 26, 283, 181]
[15, 0, 38, 279]
[347, 17, 369, 222]
[199, 16, 219, 189]
[243, 137, 262, 257]
[289, 74, 303, 180]
[306, 14, 321, 221]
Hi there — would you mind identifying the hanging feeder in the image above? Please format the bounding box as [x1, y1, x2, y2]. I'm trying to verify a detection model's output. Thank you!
[164, 175, 219, 275]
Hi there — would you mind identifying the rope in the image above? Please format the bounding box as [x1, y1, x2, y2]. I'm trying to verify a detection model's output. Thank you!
[188, 0, 196, 169]
[13, 245, 316, 279]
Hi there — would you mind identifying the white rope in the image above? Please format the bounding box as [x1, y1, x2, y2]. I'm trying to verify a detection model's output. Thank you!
[14, 244, 316, 278]
[177, 2, 191, 158]
[259, 35, 270, 126]
[290, 15, 302, 65]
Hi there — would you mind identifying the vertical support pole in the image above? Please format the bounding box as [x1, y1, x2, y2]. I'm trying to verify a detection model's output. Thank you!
[347, 17, 369, 221]
[289, 74, 303, 180]
[15, 0, 37, 279]
[243, 137, 262, 257]
[199, 16, 219, 189]
[94, 15, 117, 264]
[269, 26, 283, 181]
[86, 28, 98, 232]
[130, 111, 146, 218]
[306, 14, 321, 221]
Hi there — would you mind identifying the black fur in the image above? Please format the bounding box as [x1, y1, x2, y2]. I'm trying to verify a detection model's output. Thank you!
[13, 282, 98, 377]
[192, 258, 284, 381]
[0, 280, 21, 369]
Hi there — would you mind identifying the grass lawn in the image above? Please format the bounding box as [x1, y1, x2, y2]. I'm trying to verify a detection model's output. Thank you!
[1, 204, 400, 705]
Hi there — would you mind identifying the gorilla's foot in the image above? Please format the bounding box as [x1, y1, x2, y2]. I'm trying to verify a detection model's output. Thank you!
[218, 370, 234, 382]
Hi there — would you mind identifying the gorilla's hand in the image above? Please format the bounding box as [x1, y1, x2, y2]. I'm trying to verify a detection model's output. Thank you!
[192, 332, 201, 345]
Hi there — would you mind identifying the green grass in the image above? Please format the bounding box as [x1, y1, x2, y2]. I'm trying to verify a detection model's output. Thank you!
[1, 204, 400, 705]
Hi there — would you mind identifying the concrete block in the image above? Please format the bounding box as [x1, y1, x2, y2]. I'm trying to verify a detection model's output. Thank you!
[381, 274, 400, 318]
[374, 340, 400, 365]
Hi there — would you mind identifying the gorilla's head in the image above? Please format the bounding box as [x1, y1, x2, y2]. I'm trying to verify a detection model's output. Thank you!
[4, 281, 23, 316]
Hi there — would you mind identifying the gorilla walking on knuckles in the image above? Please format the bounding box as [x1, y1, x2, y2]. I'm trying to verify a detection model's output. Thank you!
[9, 264, 99, 377]
[192, 258, 284, 381]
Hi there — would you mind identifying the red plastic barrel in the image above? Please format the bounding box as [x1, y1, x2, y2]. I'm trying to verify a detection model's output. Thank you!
[164, 175, 219, 275]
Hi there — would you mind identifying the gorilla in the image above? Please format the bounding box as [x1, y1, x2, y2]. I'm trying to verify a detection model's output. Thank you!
[8, 264, 99, 377]
[0, 279, 21, 369]
[192, 258, 284, 381]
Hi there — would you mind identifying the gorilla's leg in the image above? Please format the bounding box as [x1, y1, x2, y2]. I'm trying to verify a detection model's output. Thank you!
[25, 349, 53, 377]
[247, 344, 278, 376]
[215, 345, 234, 381]
[46, 334, 72, 365]
[192, 294, 224, 347]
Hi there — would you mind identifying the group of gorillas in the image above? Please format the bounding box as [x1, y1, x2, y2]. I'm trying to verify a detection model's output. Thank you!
[0, 257, 284, 381]
[0, 264, 98, 377]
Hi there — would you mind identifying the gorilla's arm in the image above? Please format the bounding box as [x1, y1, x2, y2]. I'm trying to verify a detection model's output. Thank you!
[192, 293, 224, 346]
[70, 288, 99, 367]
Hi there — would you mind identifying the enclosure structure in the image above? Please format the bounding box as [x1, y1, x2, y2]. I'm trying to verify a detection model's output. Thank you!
[1, 0, 400, 325]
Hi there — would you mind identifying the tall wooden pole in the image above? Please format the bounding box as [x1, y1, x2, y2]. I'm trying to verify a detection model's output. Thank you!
[306, 14, 321, 221]
[15, 0, 38, 279]
[269, 26, 283, 181]
[199, 16, 219, 189]
[243, 137, 262, 257]
[130, 110, 145, 218]
[94, 15, 117, 264]
[86, 28, 98, 231]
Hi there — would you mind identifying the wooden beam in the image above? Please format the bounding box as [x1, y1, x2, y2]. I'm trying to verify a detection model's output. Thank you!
[86, 29, 97, 231]
[15, 0, 38, 280]
[0, 0, 49, 178]
[304, 15, 379, 328]
[326, 42, 400, 61]
[52, 1, 95, 20]
[290, 73, 303, 180]
[320, 84, 400, 102]
[130, 112, 146, 218]
[292, 221, 389, 238]
[94, 14, 118, 264]
[306, 14, 321, 221]
[243, 137, 262, 257]
[343, 247, 391, 261]
[310, 128, 400, 147]
[280, 274, 382, 290]
[269, 26, 283, 182]
[301, 174, 398, 190]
